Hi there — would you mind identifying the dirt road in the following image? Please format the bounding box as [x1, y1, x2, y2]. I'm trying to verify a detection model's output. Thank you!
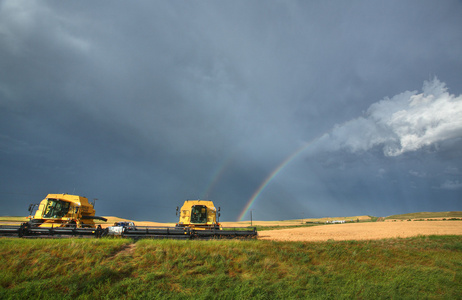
[258, 221, 462, 242]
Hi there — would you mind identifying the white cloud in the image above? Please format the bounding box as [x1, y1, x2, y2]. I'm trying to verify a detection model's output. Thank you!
[444, 166, 461, 175]
[409, 170, 427, 178]
[440, 180, 462, 190]
[0, 0, 91, 55]
[377, 168, 386, 178]
[316, 78, 462, 157]
[0, 0, 41, 52]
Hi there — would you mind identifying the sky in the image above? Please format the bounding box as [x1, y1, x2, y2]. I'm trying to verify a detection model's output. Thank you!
[1, 1, 461, 222]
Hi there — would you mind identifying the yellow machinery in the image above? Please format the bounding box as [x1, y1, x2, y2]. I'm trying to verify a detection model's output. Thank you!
[121, 200, 257, 239]
[0, 193, 107, 237]
[176, 200, 221, 230]
[172, 199, 257, 238]
[28, 193, 107, 228]
[0, 196, 256, 239]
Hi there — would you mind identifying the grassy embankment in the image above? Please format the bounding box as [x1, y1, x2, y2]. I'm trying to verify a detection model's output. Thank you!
[386, 211, 462, 220]
[1, 236, 461, 299]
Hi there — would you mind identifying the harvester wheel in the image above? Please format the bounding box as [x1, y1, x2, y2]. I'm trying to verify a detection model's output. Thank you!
[95, 225, 104, 238]
[18, 222, 29, 237]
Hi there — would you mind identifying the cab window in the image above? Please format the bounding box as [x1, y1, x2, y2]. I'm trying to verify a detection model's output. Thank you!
[43, 199, 70, 218]
[191, 205, 207, 223]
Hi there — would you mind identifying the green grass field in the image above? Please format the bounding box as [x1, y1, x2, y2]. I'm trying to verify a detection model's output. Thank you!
[1, 236, 461, 299]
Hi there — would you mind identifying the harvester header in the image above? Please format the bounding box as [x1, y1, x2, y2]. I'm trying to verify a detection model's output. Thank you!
[0, 196, 257, 239]
[120, 199, 256, 239]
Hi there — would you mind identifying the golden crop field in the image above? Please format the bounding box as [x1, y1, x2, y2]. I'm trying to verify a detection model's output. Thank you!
[258, 220, 462, 241]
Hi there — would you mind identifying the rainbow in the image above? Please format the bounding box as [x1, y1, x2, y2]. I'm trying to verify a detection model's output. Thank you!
[201, 155, 234, 200]
[237, 137, 322, 221]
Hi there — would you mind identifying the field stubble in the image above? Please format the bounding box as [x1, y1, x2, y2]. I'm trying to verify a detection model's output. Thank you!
[259, 220, 462, 241]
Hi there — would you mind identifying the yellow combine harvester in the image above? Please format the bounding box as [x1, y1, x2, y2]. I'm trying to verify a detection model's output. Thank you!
[0, 194, 106, 237]
[0, 196, 256, 239]
[29, 193, 107, 228]
[120, 200, 257, 239]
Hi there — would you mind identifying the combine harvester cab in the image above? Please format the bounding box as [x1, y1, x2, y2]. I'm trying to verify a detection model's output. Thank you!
[0, 194, 107, 238]
[176, 200, 221, 230]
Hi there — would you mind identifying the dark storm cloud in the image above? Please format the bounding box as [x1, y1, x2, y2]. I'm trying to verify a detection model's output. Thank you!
[1, 1, 461, 221]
